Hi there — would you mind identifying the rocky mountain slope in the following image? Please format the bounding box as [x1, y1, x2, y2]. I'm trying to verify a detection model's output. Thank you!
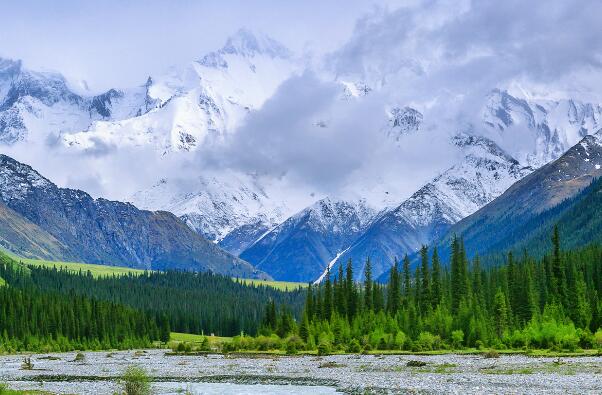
[0, 201, 72, 260]
[436, 130, 602, 260]
[0, 154, 267, 278]
[240, 198, 376, 282]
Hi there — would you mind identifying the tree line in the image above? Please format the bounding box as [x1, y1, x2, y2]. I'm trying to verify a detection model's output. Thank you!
[0, 252, 305, 345]
[0, 259, 167, 352]
[243, 227, 602, 353]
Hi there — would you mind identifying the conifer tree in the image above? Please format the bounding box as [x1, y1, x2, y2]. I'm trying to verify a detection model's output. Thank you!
[364, 258, 373, 311]
[419, 245, 431, 314]
[431, 247, 442, 308]
[387, 259, 401, 314]
[403, 255, 411, 306]
[345, 260, 357, 319]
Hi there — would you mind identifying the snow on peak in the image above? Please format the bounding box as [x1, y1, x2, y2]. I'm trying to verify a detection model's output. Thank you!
[130, 171, 289, 243]
[198, 28, 291, 68]
[385, 106, 423, 141]
[482, 89, 602, 169]
[0, 154, 53, 200]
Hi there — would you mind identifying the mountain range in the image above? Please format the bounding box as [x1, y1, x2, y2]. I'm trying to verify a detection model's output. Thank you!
[1, 29, 602, 282]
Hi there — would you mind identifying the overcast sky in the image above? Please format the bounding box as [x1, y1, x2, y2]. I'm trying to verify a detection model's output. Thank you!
[0, 0, 404, 92]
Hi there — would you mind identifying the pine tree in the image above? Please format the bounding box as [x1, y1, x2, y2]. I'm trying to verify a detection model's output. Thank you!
[402, 255, 411, 307]
[493, 288, 508, 338]
[387, 259, 400, 314]
[345, 260, 357, 319]
[323, 269, 333, 320]
[419, 245, 431, 314]
[431, 247, 442, 308]
[364, 258, 373, 311]
[551, 224, 567, 305]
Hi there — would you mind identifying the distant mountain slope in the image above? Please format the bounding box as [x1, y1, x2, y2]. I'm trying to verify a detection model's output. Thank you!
[240, 198, 376, 282]
[0, 201, 72, 260]
[336, 134, 530, 281]
[438, 130, 602, 260]
[0, 154, 267, 278]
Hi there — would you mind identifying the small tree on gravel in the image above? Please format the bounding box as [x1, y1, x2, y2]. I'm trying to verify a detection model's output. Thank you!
[120, 365, 151, 395]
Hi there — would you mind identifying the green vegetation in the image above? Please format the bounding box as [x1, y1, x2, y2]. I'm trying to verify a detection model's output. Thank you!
[20, 257, 145, 278]
[10, 253, 305, 291]
[119, 366, 151, 395]
[0, 250, 304, 352]
[227, 228, 602, 355]
[0, 384, 50, 394]
[0, 258, 163, 353]
[237, 277, 307, 291]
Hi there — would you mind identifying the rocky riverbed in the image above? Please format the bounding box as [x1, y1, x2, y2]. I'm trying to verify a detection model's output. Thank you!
[1, 350, 601, 394]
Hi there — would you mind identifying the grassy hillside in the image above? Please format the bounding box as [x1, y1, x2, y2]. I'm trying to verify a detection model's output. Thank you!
[237, 277, 308, 291]
[19, 257, 146, 277]
[4, 252, 306, 290]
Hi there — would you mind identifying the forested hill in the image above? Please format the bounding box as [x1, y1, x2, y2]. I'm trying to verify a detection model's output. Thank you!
[431, 133, 602, 264]
[0, 251, 305, 346]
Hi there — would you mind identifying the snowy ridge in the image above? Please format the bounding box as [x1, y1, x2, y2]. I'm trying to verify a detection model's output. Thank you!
[482, 89, 602, 168]
[64, 29, 300, 153]
[130, 171, 288, 244]
[239, 197, 377, 282]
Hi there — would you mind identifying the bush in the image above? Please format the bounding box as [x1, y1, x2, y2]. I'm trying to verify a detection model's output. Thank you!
[416, 332, 441, 351]
[285, 335, 303, 354]
[74, 352, 86, 362]
[121, 366, 151, 395]
[451, 330, 464, 349]
[595, 329, 602, 350]
[346, 339, 361, 353]
[317, 341, 331, 356]
[483, 350, 499, 359]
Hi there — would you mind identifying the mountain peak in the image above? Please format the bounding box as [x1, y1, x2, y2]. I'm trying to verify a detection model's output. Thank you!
[197, 29, 292, 69]
[222, 28, 291, 58]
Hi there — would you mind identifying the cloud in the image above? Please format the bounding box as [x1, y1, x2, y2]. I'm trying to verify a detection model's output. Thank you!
[201, 70, 458, 205]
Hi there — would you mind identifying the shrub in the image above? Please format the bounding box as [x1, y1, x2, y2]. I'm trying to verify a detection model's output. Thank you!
[595, 329, 602, 350]
[74, 352, 86, 362]
[416, 332, 441, 351]
[346, 339, 361, 353]
[394, 331, 407, 350]
[451, 330, 464, 349]
[317, 341, 331, 356]
[483, 350, 499, 359]
[285, 335, 303, 354]
[121, 366, 151, 395]
[406, 360, 427, 367]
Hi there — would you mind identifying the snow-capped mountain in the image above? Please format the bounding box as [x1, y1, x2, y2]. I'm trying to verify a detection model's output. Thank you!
[328, 133, 531, 282]
[239, 197, 377, 282]
[0, 57, 152, 145]
[482, 89, 602, 168]
[384, 106, 423, 141]
[437, 129, 602, 260]
[130, 171, 288, 255]
[63, 28, 300, 153]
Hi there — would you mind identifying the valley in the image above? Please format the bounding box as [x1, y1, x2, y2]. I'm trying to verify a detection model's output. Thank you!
[1, 2, 602, 394]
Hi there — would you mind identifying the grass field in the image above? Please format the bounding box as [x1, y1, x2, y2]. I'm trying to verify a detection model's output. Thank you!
[5, 253, 306, 291]
[170, 332, 233, 343]
[17, 257, 146, 278]
[237, 277, 308, 290]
